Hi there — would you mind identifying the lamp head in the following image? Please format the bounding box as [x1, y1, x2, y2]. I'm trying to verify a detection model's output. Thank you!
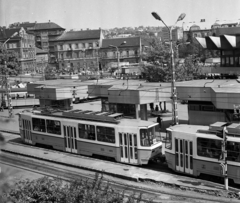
[177, 13, 186, 21]
[12, 32, 18, 37]
[151, 12, 162, 21]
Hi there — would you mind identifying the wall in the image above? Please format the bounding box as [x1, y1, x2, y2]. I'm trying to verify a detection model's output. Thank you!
[188, 110, 225, 125]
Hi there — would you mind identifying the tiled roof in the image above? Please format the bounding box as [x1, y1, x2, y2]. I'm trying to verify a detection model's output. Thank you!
[53, 29, 101, 41]
[0, 28, 22, 40]
[34, 22, 65, 30]
[101, 37, 141, 48]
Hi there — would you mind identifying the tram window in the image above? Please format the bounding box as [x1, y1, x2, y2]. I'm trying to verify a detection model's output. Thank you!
[119, 133, 122, 145]
[32, 118, 46, 132]
[165, 131, 172, 149]
[190, 141, 192, 155]
[79, 124, 96, 140]
[46, 119, 61, 135]
[134, 134, 137, 146]
[190, 157, 193, 170]
[96, 126, 115, 143]
[226, 141, 240, 162]
[197, 138, 221, 159]
[140, 129, 149, 146]
[180, 140, 183, 153]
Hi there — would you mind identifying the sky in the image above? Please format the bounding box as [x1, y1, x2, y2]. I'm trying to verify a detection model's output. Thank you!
[1, 0, 240, 31]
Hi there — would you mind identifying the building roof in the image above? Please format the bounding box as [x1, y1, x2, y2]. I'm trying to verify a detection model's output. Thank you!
[34, 22, 65, 30]
[53, 29, 101, 41]
[0, 27, 22, 40]
[101, 36, 141, 48]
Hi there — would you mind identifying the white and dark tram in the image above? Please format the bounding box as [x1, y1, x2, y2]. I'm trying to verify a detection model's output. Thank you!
[18, 109, 162, 165]
[165, 122, 240, 184]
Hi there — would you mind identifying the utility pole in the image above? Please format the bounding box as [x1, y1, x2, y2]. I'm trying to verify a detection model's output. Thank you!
[220, 127, 228, 190]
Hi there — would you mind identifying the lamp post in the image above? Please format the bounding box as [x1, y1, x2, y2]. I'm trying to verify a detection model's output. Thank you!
[1, 32, 18, 117]
[151, 12, 186, 125]
[109, 41, 126, 78]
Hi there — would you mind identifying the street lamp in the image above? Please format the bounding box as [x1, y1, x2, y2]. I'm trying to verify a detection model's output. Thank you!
[151, 12, 186, 125]
[109, 41, 126, 77]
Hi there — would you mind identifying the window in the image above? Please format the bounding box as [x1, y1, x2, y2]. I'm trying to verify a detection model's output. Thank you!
[46, 119, 61, 135]
[140, 127, 157, 147]
[97, 126, 115, 143]
[197, 138, 221, 158]
[165, 130, 172, 149]
[78, 124, 96, 140]
[32, 118, 46, 132]
[227, 141, 240, 162]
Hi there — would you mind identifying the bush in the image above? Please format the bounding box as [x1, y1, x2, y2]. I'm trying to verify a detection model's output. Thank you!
[2, 173, 153, 203]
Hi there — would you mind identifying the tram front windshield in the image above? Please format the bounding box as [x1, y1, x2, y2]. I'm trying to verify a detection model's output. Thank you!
[140, 126, 158, 146]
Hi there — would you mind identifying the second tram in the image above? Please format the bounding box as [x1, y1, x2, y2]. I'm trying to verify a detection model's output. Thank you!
[165, 122, 240, 184]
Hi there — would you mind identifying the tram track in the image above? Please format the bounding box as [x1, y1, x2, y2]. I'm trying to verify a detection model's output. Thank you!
[1, 131, 240, 201]
[0, 151, 238, 203]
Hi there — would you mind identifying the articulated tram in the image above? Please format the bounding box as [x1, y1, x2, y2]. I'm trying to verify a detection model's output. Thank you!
[165, 122, 240, 184]
[18, 109, 162, 165]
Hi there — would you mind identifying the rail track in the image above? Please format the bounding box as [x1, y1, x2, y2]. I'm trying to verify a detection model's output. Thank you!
[1, 131, 240, 202]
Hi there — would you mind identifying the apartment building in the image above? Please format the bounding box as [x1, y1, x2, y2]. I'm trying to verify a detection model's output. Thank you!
[0, 27, 36, 73]
[53, 29, 103, 73]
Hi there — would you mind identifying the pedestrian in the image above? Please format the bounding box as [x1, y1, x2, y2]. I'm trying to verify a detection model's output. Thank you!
[157, 115, 162, 130]
[150, 103, 154, 112]
[155, 105, 159, 112]
[159, 102, 163, 111]
[0, 101, 4, 112]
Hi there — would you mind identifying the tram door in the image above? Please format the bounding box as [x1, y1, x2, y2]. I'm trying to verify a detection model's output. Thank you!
[63, 125, 77, 153]
[175, 138, 193, 174]
[22, 119, 32, 144]
[119, 133, 138, 164]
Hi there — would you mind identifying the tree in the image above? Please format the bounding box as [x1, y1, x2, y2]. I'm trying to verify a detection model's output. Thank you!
[0, 43, 20, 76]
[44, 64, 58, 80]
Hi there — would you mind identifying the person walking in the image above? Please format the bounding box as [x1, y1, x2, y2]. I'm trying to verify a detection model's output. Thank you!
[155, 105, 159, 112]
[0, 101, 4, 112]
[157, 115, 162, 130]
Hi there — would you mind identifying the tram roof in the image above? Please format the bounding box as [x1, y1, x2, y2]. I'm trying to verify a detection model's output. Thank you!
[169, 124, 209, 134]
[23, 109, 158, 127]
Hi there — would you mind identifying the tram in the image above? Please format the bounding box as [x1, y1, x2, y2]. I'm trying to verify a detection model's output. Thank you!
[18, 108, 162, 165]
[165, 122, 240, 184]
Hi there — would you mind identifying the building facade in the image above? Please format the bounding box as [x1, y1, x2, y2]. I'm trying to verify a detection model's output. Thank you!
[0, 27, 36, 73]
[36, 47, 48, 73]
[100, 37, 143, 70]
[53, 29, 103, 74]
[9, 21, 65, 64]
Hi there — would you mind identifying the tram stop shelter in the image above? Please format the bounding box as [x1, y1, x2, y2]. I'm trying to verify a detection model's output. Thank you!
[176, 79, 240, 125]
[27, 78, 172, 121]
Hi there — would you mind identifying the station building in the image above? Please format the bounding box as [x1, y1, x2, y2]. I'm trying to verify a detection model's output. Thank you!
[27, 79, 171, 121]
